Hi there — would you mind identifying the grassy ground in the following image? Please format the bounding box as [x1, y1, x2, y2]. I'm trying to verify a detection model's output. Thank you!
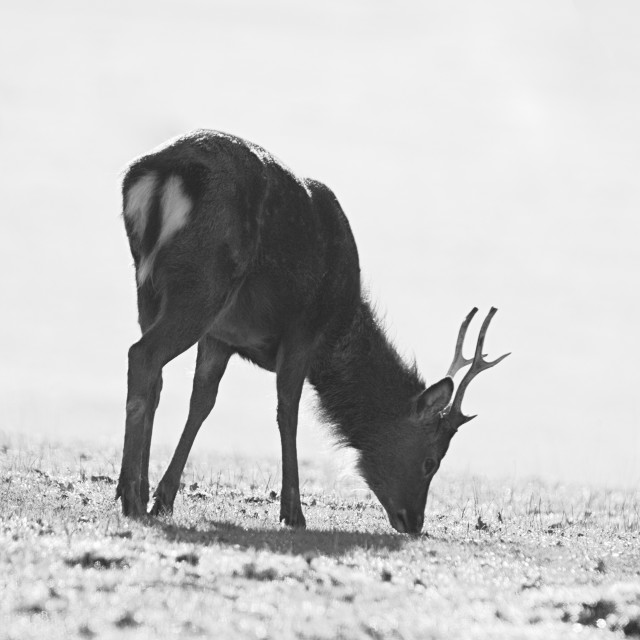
[1, 437, 638, 640]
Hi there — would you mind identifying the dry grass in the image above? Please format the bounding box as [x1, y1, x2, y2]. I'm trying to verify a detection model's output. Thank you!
[1, 436, 639, 640]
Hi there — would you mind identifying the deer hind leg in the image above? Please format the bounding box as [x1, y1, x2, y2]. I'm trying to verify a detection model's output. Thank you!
[117, 302, 213, 517]
[151, 335, 233, 516]
[275, 334, 311, 528]
[140, 375, 162, 507]
[136, 284, 163, 508]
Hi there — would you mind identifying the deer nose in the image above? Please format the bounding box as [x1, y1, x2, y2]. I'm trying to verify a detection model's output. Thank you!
[394, 509, 423, 534]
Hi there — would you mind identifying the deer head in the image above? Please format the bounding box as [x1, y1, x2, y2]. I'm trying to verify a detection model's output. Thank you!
[359, 307, 510, 534]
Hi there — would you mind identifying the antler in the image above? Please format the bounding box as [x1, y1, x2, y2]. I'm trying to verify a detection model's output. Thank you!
[444, 307, 510, 431]
[446, 307, 477, 377]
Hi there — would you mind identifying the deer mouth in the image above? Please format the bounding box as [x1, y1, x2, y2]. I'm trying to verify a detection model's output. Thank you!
[387, 508, 423, 534]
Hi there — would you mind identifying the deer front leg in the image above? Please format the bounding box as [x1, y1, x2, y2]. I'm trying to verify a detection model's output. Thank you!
[275, 338, 310, 528]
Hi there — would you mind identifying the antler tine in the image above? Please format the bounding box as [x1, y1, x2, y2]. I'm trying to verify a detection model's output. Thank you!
[447, 307, 510, 428]
[446, 307, 478, 377]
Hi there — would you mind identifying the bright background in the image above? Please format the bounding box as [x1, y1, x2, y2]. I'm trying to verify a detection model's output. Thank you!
[1, 0, 638, 488]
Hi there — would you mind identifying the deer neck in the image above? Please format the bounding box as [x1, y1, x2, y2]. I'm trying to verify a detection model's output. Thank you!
[309, 299, 424, 446]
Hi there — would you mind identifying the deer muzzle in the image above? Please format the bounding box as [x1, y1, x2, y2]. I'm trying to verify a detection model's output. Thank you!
[387, 508, 424, 534]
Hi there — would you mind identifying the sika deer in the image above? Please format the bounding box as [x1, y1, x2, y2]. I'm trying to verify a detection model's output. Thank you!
[117, 130, 509, 533]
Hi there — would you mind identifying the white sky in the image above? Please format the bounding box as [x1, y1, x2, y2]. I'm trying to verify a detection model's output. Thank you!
[0, 0, 638, 488]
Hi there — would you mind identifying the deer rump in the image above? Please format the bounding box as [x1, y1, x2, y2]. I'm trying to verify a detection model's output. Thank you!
[117, 129, 508, 534]
[122, 131, 360, 372]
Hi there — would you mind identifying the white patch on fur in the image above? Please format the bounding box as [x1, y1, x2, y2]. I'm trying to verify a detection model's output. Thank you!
[136, 175, 192, 286]
[159, 175, 191, 244]
[124, 172, 157, 238]
[136, 256, 154, 286]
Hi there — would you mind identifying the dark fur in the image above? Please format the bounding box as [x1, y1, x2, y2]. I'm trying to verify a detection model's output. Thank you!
[117, 129, 452, 532]
[309, 301, 425, 449]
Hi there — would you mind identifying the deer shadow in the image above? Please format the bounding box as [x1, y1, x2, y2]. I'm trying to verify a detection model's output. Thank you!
[147, 518, 408, 557]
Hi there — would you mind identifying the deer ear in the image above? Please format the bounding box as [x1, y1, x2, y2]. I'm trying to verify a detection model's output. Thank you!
[414, 377, 454, 420]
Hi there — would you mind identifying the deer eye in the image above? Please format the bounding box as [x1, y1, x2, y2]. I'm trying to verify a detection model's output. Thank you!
[422, 458, 437, 477]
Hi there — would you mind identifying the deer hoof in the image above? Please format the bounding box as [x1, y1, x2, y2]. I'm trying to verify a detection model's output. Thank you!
[280, 510, 306, 529]
[150, 484, 176, 516]
[117, 483, 145, 517]
[149, 498, 173, 517]
[140, 478, 150, 508]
